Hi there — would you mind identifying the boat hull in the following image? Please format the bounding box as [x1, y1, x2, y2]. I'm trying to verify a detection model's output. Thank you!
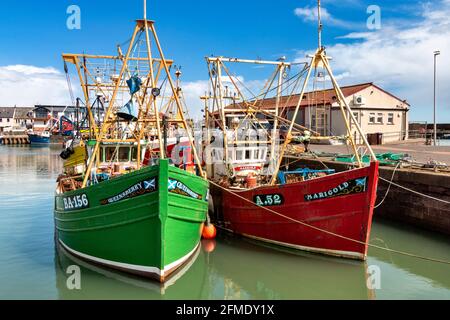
[210, 162, 379, 260]
[28, 133, 50, 144]
[54, 160, 208, 282]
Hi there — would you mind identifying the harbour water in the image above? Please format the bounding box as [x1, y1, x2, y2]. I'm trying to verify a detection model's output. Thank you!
[0, 145, 449, 300]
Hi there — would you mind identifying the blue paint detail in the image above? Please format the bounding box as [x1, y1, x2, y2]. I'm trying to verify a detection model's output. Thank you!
[356, 178, 367, 186]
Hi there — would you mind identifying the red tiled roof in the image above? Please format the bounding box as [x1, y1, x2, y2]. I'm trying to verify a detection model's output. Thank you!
[226, 82, 410, 111]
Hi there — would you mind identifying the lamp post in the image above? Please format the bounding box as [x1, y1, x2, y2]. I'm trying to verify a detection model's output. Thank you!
[433, 50, 440, 146]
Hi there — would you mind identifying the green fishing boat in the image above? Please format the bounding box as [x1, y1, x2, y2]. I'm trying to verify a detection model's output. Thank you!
[55, 159, 207, 282]
[54, 2, 208, 282]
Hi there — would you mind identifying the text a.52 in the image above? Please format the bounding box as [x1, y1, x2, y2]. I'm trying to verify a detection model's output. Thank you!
[254, 194, 283, 206]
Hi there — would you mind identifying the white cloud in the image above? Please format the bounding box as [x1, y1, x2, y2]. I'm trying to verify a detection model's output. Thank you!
[0, 65, 72, 107]
[294, 6, 361, 29]
[336, 32, 373, 40]
[180, 80, 209, 120]
[295, 0, 450, 122]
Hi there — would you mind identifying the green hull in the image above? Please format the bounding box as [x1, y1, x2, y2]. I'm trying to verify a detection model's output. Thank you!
[54, 160, 208, 282]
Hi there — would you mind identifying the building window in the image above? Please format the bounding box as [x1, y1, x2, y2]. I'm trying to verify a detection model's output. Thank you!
[387, 113, 394, 124]
[369, 113, 376, 124]
[377, 113, 383, 124]
[7, 118, 10, 123]
[353, 112, 359, 124]
[35, 108, 49, 119]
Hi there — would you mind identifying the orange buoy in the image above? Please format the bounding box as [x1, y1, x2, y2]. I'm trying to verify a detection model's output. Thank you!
[202, 223, 217, 240]
[202, 239, 216, 253]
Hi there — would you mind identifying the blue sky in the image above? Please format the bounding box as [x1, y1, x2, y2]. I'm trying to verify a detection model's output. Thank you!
[0, 0, 449, 122]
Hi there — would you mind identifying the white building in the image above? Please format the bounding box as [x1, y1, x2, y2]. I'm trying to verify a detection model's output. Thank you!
[255, 83, 410, 144]
[0, 107, 14, 133]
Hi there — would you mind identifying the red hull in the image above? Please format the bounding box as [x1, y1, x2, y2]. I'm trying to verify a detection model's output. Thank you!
[210, 162, 379, 260]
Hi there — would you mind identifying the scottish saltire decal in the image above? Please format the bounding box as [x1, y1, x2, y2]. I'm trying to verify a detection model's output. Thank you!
[62, 194, 89, 211]
[168, 179, 203, 200]
[304, 177, 368, 202]
[100, 178, 157, 205]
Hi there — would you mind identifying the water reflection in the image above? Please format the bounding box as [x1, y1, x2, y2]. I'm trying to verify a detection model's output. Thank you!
[1, 145, 450, 300]
[55, 234, 374, 300]
[367, 219, 450, 299]
[55, 240, 207, 299]
[0, 145, 63, 178]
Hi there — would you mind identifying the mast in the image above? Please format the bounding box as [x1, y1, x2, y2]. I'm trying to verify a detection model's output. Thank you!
[216, 60, 230, 170]
[142, 1, 165, 160]
[270, 62, 285, 171]
[149, 21, 205, 177]
[144, 0, 147, 20]
[318, 0, 322, 49]
[269, 0, 377, 184]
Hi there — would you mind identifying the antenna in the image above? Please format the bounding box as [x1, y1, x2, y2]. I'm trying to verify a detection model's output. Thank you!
[318, 0, 322, 49]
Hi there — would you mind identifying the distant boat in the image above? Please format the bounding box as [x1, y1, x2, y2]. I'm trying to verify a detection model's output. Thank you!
[27, 131, 51, 144]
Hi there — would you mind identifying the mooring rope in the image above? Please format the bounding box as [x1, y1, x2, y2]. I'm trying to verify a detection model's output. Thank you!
[208, 179, 450, 265]
[379, 176, 450, 205]
[374, 162, 401, 209]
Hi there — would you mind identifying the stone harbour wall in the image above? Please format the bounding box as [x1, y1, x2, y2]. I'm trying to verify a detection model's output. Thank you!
[283, 156, 450, 235]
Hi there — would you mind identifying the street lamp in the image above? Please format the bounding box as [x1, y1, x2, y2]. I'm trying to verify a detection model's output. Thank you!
[433, 50, 440, 146]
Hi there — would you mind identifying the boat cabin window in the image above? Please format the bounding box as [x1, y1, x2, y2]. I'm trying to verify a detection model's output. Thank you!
[101, 146, 135, 162]
[236, 150, 243, 161]
[104, 147, 115, 162]
[228, 147, 268, 163]
[130, 147, 138, 161]
[260, 149, 267, 160]
[228, 150, 233, 161]
[118, 147, 130, 161]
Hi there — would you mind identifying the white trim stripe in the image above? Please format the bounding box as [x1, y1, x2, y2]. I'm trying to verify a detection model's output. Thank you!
[241, 233, 365, 260]
[59, 240, 200, 277]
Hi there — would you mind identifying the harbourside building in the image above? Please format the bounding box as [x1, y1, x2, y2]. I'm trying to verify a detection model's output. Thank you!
[0, 107, 15, 133]
[222, 83, 410, 145]
[32, 105, 80, 131]
[0, 105, 79, 133]
[13, 107, 34, 128]
[0, 107, 34, 133]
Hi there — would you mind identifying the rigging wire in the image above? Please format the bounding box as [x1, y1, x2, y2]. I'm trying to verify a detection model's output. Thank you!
[228, 63, 309, 106]
[64, 61, 76, 106]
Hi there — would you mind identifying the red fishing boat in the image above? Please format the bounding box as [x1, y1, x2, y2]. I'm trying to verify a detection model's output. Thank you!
[210, 162, 378, 260]
[203, 1, 379, 261]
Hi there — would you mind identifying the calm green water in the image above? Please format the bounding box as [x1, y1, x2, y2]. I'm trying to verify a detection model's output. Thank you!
[1, 145, 449, 300]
